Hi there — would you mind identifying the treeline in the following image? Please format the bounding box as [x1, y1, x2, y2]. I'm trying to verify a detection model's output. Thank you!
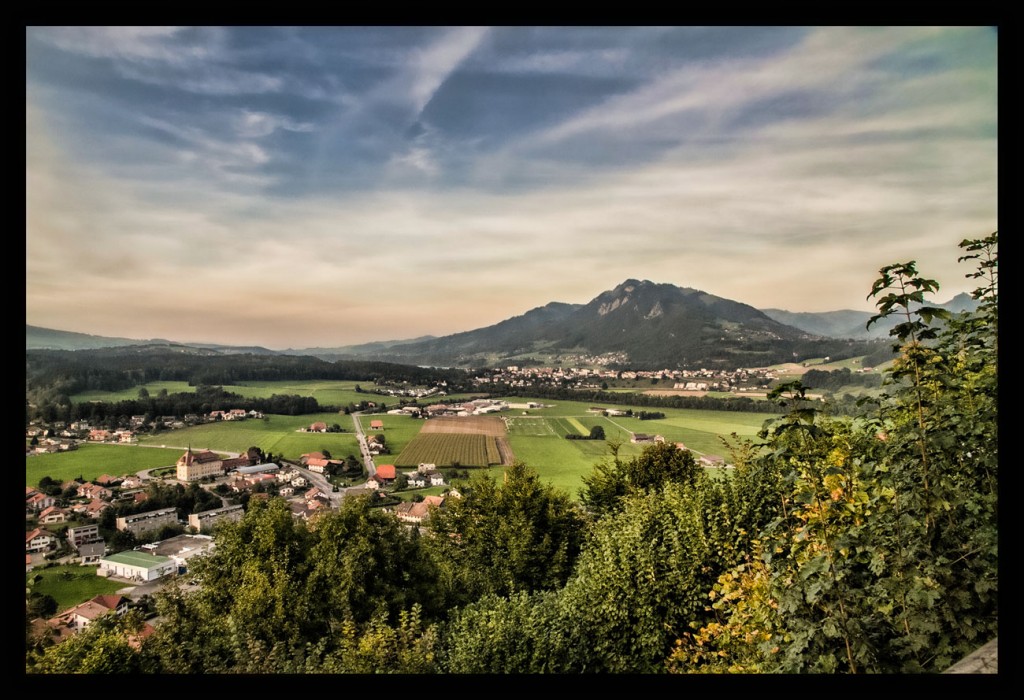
[494, 383, 783, 414]
[29, 385, 322, 425]
[25, 347, 473, 404]
[25, 234, 998, 674]
[801, 367, 883, 391]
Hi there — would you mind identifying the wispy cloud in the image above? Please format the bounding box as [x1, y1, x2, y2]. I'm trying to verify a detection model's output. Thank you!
[26, 26, 997, 348]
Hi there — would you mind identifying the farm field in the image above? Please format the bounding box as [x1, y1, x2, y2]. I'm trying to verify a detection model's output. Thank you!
[26, 444, 186, 485]
[26, 565, 125, 612]
[394, 415, 509, 468]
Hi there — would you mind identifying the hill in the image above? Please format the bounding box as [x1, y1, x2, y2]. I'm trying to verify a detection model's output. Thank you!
[369, 280, 883, 369]
[760, 292, 978, 339]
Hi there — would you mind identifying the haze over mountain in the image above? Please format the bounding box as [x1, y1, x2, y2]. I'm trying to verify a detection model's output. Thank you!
[28, 279, 917, 370]
[761, 292, 978, 340]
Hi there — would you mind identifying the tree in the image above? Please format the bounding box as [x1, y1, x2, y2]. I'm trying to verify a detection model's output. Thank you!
[426, 462, 585, 607]
[673, 233, 998, 674]
[589, 425, 606, 440]
[138, 387, 150, 399]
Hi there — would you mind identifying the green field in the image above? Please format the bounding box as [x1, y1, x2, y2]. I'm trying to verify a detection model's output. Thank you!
[357, 414, 427, 458]
[26, 565, 125, 613]
[71, 379, 480, 408]
[498, 398, 777, 497]
[394, 434, 496, 468]
[26, 444, 186, 485]
[36, 397, 778, 501]
[134, 413, 363, 462]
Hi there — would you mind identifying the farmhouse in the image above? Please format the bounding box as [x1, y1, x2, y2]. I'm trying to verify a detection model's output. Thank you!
[699, 454, 727, 467]
[370, 420, 384, 430]
[309, 421, 328, 433]
[375, 464, 396, 483]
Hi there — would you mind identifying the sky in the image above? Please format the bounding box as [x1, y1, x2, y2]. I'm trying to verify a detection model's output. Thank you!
[26, 26, 998, 350]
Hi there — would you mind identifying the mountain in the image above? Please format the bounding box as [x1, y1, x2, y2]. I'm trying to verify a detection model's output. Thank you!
[26, 325, 174, 351]
[25, 325, 276, 355]
[760, 293, 979, 339]
[29, 279, 911, 369]
[371, 280, 880, 369]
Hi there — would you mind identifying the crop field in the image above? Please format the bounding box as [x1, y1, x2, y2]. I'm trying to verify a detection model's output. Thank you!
[420, 415, 506, 436]
[26, 444, 186, 485]
[394, 415, 508, 468]
[394, 434, 500, 468]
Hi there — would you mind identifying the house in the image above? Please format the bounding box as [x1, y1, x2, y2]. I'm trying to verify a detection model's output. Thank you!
[291, 475, 308, 488]
[67, 524, 102, 549]
[95, 474, 123, 487]
[280, 485, 295, 497]
[26, 528, 59, 553]
[429, 472, 447, 487]
[26, 492, 55, 512]
[698, 454, 726, 467]
[305, 457, 330, 474]
[375, 465, 396, 483]
[78, 541, 106, 565]
[38, 505, 68, 524]
[369, 420, 384, 431]
[407, 473, 428, 488]
[86, 499, 113, 517]
[88, 429, 111, 442]
[48, 594, 129, 635]
[120, 475, 144, 489]
[309, 421, 328, 433]
[394, 495, 444, 524]
[77, 483, 113, 501]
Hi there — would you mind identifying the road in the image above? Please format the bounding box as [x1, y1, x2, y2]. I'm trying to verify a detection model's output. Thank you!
[351, 412, 377, 478]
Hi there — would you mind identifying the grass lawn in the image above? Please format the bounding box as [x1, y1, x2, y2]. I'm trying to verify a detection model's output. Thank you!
[26, 565, 125, 613]
[26, 444, 185, 485]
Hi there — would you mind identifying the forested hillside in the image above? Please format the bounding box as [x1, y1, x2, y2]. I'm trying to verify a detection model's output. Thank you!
[26, 233, 997, 674]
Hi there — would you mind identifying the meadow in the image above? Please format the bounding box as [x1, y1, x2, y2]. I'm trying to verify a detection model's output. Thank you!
[26, 444, 186, 485]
